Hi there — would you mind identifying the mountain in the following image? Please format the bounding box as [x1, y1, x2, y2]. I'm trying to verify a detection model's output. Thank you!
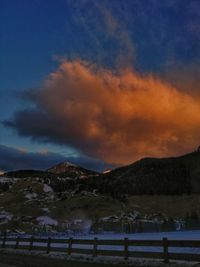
[87, 150, 200, 197]
[4, 150, 200, 197]
[3, 162, 98, 180]
[47, 161, 98, 178]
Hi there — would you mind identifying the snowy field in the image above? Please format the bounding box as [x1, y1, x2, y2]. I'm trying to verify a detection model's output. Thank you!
[2, 230, 200, 255]
[78, 230, 200, 240]
[65, 231, 200, 254]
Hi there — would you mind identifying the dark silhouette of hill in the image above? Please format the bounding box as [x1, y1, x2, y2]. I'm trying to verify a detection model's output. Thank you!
[85, 150, 200, 197]
[3, 169, 51, 178]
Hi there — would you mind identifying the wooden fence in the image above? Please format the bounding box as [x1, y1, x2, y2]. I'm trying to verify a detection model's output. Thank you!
[1, 234, 200, 263]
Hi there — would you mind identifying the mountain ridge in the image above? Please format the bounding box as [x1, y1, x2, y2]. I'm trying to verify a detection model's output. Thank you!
[3, 149, 200, 176]
[2, 149, 200, 196]
[89, 150, 200, 197]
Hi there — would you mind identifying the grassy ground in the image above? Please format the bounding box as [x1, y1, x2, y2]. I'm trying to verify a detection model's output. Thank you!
[0, 252, 118, 267]
[0, 264, 18, 267]
[50, 195, 123, 220]
[0, 251, 198, 267]
[126, 194, 200, 218]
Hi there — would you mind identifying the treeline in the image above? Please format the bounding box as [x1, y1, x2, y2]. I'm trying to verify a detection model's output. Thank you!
[87, 159, 192, 197]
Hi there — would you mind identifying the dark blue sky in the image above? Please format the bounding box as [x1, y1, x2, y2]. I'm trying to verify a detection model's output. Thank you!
[1, 0, 200, 172]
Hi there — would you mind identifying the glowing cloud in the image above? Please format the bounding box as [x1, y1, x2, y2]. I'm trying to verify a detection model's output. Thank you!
[5, 60, 200, 165]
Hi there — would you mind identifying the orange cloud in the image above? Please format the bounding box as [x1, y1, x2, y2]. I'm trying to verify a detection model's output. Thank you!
[5, 60, 200, 165]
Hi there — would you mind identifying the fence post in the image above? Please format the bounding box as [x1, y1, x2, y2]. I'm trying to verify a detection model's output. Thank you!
[68, 237, 73, 255]
[163, 237, 169, 263]
[2, 231, 7, 248]
[124, 237, 129, 260]
[47, 237, 51, 253]
[15, 236, 20, 249]
[29, 236, 34, 251]
[93, 237, 98, 257]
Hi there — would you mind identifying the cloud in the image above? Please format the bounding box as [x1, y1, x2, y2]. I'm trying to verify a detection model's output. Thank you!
[4, 60, 200, 165]
[0, 144, 111, 172]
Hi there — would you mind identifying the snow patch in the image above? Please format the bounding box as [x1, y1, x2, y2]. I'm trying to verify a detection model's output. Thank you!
[103, 169, 111, 174]
[0, 177, 19, 183]
[36, 216, 58, 226]
[62, 161, 77, 167]
[41, 207, 50, 213]
[43, 184, 53, 193]
[0, 211, 13, 225]
[25, 192, 37, 200]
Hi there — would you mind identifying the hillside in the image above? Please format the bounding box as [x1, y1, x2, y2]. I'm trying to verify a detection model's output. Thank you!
[2, 162, 99, 195]
[85, 150, 200, 197]
[1, 151, 200, 233]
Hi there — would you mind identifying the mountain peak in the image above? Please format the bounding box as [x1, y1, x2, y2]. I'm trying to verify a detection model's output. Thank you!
[47, 161, 98, 178]
[47, 161, 78, 174]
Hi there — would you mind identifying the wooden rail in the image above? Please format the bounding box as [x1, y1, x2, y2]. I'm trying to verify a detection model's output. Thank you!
[0, 233, 200, 262]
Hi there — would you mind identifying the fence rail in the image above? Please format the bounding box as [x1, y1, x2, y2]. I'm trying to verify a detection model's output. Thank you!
[1, 233, 200, 263]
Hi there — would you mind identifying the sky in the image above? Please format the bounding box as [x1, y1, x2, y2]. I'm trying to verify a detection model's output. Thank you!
[1, 0, 200, 172]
